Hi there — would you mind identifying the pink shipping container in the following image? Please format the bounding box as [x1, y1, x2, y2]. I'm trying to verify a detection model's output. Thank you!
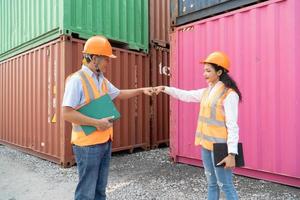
[170, 0, 300, 187]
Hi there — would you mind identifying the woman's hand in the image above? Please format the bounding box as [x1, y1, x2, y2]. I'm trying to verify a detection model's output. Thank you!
[217, 154, 236, 169]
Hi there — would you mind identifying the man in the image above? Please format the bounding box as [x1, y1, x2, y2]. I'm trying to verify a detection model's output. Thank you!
[62, 35, 153, 200]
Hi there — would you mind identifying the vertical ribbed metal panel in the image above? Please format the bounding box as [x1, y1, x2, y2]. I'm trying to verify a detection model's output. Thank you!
[178, 0, 220, 16]
[0, 37, 64, 164]
[171, 0, 268, 26]
[0, 36, 151, 166]
[150, 0, 170, 45]
[0, 0, 149, 61]
[170, 0, 300, 186]
[136, 53, 151, 150]
[63, 0, 149, 52]
[0, 0, 62, 61]
[106, 48, 151, 152]
[150, 45, 170, 147]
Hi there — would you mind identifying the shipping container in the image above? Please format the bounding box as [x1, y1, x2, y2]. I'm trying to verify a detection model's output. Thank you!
[0, 36, 150, 167]
[150, 0, 170, 46]
[0, 0, 149, 61]
[150, 44, 170, 148]
[170, 0, 300, 187]
[170, 0, 267, 26]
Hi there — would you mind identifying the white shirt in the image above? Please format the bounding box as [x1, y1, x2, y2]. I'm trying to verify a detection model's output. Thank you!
[164, 81, 239, 154]
[62, 65, 120, 109]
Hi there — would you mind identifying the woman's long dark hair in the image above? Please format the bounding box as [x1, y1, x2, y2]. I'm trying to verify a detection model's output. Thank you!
[211, 63, 242, 102]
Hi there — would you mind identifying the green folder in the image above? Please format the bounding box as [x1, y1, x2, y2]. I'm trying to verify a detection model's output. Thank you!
[77, 94, 121, 135]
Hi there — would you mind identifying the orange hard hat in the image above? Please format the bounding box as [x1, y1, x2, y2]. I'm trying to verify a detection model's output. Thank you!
[201, 51, 230, 72]
[82, 35, 116, 58]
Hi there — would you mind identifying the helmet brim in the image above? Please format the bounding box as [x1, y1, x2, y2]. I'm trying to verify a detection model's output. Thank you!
[199, 61, 208, 64]
[109, 54, 117, 58]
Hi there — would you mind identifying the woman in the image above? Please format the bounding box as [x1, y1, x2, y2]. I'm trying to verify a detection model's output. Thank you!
[155, 51, 242, 200]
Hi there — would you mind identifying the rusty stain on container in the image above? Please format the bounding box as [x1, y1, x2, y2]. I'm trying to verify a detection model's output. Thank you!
[150, 0, 170, 46]
[0, 36, 151, 167]
[150, 44, 170, 148]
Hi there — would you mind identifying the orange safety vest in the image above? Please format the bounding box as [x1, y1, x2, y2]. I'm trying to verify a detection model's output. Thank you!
[195, 83, 233, 150]
[70, 70, 113, 146]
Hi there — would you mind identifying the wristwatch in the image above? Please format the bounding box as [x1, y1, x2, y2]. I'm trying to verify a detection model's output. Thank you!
[229, 153, 237, 157]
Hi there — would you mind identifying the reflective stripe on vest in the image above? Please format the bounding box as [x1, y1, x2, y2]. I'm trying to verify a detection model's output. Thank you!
[198, 116, 225, 127]
[195, 131, 227, 143]
[70, 70, 113, 146]
[78, 70, 96, 101]
[195, 83, 232, 150]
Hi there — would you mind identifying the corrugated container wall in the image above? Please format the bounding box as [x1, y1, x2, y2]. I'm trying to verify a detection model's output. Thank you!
[150, 0, 170, 45]
[149, 0, 171, 148]
[0, 0, 149, 61]
[0, 36, 150, 167]
[150, 45, 170, 148]
[170, 0, 267, 26]
[170, 0, 300, 187]
[0, 0, 63, 61]
[63, 0, 148, 52]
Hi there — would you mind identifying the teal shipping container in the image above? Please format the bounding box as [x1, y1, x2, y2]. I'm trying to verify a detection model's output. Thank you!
[0, 0, 149, 61]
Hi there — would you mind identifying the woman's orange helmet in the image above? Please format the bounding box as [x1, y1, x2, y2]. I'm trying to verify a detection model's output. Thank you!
[201, 51, 230, 72]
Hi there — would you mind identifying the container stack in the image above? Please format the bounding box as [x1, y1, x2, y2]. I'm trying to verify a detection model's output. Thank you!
[0, 0, 149, 61]
[169, 0, 300, 187]
[149, 0, 171, 148]
[0, 0, 152, 167]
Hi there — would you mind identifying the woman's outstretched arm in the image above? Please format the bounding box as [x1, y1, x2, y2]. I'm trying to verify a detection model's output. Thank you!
[154, 86, 205, 102]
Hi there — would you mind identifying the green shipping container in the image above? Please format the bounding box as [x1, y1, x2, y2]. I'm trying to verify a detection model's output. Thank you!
[0, 0, 148, 61]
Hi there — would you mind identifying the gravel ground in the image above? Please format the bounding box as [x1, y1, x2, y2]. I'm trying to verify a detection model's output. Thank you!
[0, 144, 299, 200]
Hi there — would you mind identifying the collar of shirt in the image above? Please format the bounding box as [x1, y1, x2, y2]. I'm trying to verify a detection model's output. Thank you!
[81, 65, 106, 92]
[81, 65, 104, 80]
[208, 81, 223, 90]
[208, 81, 224, 97]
